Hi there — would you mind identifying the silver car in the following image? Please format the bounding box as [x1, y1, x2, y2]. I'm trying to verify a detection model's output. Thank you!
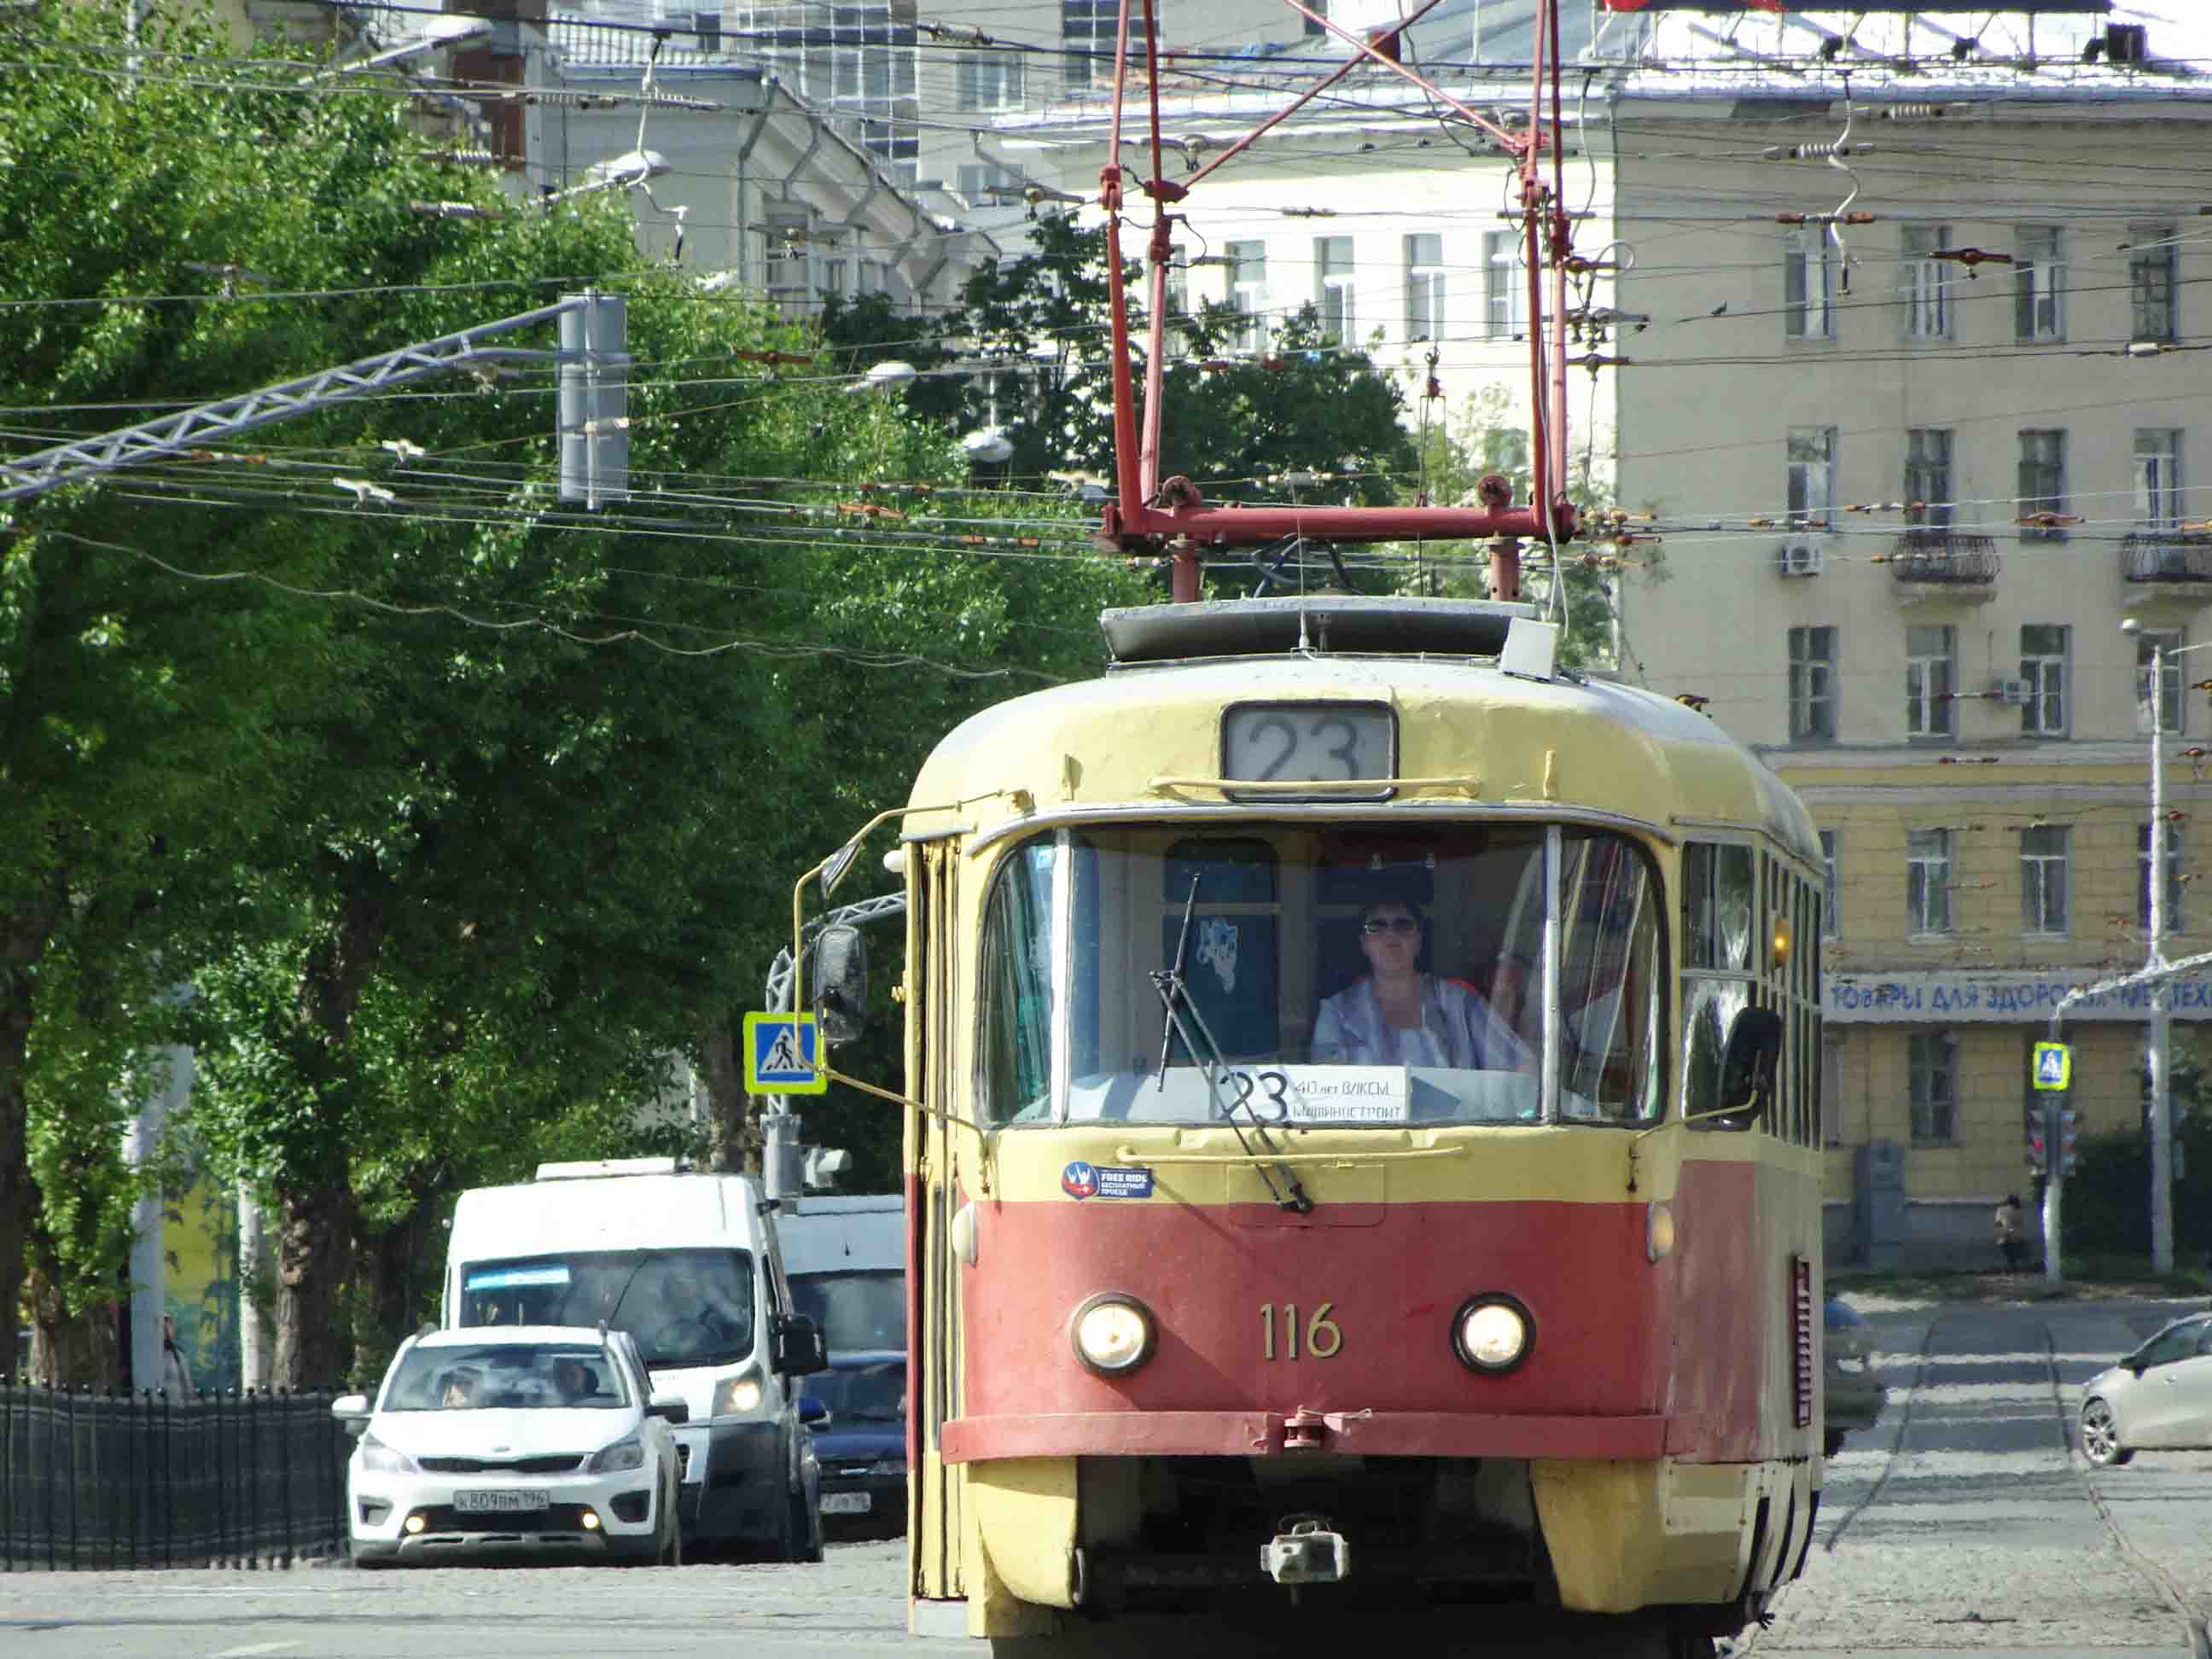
[2079, 1313, 2212, 1468]
[1824, 1295, 1883, 1457]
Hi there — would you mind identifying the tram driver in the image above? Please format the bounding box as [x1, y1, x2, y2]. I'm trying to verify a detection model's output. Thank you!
[1310, 898, 1530, 1071]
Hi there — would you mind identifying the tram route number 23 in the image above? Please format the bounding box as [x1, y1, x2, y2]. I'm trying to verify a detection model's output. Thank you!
[1260, 1301, 1344, 1361]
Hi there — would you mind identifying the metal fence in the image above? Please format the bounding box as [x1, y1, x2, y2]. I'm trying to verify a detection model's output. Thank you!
[0, 1383, 352, 1569]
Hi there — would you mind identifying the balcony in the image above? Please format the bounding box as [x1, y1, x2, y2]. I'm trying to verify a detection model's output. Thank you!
[2121, 531, 2212, 607]
[1887, 530, 1999, 604]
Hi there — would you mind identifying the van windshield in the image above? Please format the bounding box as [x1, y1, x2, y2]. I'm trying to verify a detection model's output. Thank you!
[459, 1249, 756, 1370]
[791, 1270, 905, 1353]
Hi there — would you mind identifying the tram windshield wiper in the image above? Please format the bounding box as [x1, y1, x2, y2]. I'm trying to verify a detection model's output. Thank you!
[1150, 875, 1313, 1214]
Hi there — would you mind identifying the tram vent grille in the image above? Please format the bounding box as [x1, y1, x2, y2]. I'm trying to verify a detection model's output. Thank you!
[1790, 1254, 1814, 1429]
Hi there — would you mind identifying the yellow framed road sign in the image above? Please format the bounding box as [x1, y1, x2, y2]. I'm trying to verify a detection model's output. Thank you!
[743, 1011, 827, 1094]
[2031, 1040, 2072, 1092]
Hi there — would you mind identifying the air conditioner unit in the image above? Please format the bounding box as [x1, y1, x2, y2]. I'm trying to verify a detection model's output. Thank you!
[1995, 678, 2033, 706]
[1777, 538, 1824, 577]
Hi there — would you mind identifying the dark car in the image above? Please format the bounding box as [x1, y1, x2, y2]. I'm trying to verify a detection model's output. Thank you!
[1824, 1295, 1883, 1457]
[803, 1353, 906, 1532]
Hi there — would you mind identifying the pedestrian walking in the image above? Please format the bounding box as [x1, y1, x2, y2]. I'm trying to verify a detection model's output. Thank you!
[160, 1313, 194, 1399]
[1994, 1194, 2027, 1272]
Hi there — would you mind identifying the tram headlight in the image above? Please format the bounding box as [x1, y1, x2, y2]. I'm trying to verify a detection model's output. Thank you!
[1647, 1201, 1678, 1262]
[1069, 1293, 1155, 1377]
[1451, 1294, 1534, 1375]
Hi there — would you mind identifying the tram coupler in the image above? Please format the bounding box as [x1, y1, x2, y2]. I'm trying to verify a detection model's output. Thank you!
[1260, 1516, 1349, 1586]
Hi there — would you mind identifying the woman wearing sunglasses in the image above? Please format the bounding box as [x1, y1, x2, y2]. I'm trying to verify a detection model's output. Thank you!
[1309, 898, 1529, 1071]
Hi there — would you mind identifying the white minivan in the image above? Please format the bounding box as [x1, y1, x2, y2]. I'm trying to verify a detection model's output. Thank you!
[444, 1157, 827, 1559]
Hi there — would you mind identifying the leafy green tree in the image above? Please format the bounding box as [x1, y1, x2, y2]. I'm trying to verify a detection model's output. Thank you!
[1399, 382, 1625, 668]
[4, 3, 1141, 1384]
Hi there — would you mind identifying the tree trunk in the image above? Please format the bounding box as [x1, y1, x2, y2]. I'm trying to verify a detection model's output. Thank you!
[24, 1261, 118, 1389]
[0, 896, 61, 1372]
[703, 1014, 747, 1173]
[275, 1174, 355, 1388]
[270, 879, 387, 1390]
[352, 1196, 442, 1382]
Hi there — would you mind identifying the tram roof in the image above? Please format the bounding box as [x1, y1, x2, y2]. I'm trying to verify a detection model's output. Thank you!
[909, 602, 1819, 866]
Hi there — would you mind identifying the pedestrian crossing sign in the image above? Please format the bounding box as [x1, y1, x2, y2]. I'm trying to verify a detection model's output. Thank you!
[2031, 1041, 2071, 1092]
[743, 1012, 827, 1094]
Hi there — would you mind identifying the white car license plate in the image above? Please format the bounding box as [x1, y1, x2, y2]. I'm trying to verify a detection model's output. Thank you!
[453, 1488, 550, 1514]
[819, 1492, 872, 1516]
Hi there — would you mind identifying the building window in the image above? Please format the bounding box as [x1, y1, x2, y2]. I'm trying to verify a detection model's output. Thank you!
[2142, 822, 2186, 932]
[1788, 626, 1837, 744]
[1303, 0, 1327, 35]
[2021, 825, 2069, 936]
[1784, 225, 1836, 341]
[1906, 624, 1955, 739]
[1787, 426, 1835, 530]
[2131, 227, 2177, 342]
[1903, 224, 1952, 340]
[1062, 0, 1115, 89]
[1906, 829, 1954, 936]
[1905, 427, 1953, 528]
[1483, 230, 1525, 339]
[2016, 428, 2066, 539]
[953, 161, 1019, 204]
[1226, 240, 1267, 352]
[2135, 429, 2184, 529]
[819, 257, 848, 300]
[1819, 829, 1839, 940]
[956, 51, 1025, 111]
[1405, 233, 1444, 342]
[692, 9, 722, 52]
[1315, 236, 1354, 343]
[2019, 624, 2069, 738]
[2016, 225, 2064, 341]
[2136, 626, 2186, 736]
[1909, 1030, 1958, 1144]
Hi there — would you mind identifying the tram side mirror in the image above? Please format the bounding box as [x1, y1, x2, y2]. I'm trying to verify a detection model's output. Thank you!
[812, 924, 868, 1045]
[773, 1313, 829, 1377]
[1711, 1008, 1784, 1130]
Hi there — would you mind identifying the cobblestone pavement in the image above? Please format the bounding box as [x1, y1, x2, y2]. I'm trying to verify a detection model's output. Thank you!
[1750, 1295, 2212, 1657]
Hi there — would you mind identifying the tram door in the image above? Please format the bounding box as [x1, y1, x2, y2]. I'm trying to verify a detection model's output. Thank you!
[909, 841, 964, 1604]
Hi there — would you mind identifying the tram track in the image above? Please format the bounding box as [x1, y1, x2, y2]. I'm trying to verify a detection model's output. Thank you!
[1742, 1305, 2209, 1657]
[1819, 1310, 1946, 1557]
[2040, 1318, 2212, 1659]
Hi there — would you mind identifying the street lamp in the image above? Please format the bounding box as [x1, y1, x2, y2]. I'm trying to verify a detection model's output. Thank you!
[2120, 618, 2212, 1272]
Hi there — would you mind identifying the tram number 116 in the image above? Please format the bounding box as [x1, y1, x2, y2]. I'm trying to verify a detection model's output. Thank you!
[1260, 1301, 1344, 1360]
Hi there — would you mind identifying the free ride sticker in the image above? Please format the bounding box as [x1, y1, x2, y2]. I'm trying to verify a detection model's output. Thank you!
[1062, 1161, 1155, 1200]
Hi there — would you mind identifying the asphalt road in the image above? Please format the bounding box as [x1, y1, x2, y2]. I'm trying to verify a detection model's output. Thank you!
[4, 1295, 2209, 1659]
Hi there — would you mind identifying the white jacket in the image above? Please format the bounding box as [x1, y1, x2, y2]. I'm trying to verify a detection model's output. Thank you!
[1310, 975, 1529, 1070]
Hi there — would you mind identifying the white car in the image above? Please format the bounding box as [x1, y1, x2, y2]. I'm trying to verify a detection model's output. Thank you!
[332, 1325, 686, 1566]
[2081, 1312, 2212, 1468]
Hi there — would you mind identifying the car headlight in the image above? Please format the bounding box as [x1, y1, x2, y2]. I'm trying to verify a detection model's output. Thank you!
[868, 1457, 908, 1479]
[1452, 1294, 1534, 1375]
[712, 1372, 763, 1417]
[1069, 1293, 1155, 1377]
[358, 1433, 419, 1476]
[586, 1434, 647, 1474]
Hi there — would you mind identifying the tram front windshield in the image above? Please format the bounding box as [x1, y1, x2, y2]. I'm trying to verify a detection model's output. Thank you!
[977, 825, 1663, 1127]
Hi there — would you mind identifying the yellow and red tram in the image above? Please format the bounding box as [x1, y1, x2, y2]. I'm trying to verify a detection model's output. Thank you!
[808, 598, 1825, 1654]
